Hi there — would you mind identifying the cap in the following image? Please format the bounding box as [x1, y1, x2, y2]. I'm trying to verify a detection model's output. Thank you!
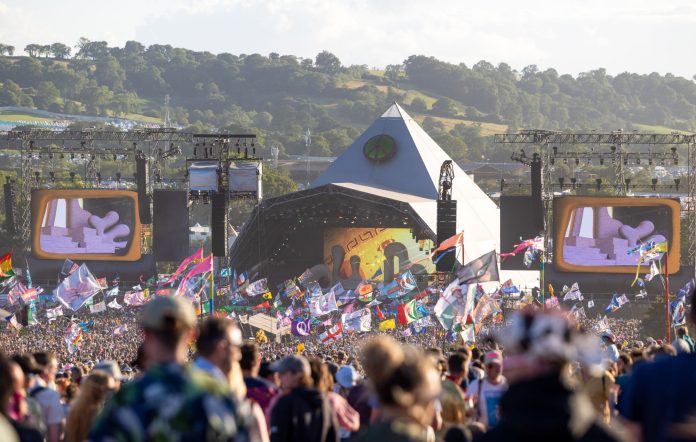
[484, 350, 503, 366]
[140, 296, 196, 332]
[336, 365, 360, 388]
[269, 355, 311, 376]
[93, 360, 124, 381]
[601, 331, 616, 343]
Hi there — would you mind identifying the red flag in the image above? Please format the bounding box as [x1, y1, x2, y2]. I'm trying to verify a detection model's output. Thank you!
[252, 301, 271, 310]
[375, 305, 386, 321]
[431, 231, 464, 256]
[162, 248, 203, 285]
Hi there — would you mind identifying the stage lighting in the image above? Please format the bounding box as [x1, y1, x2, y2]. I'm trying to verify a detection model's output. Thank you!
[570, 177, 577, 189]
[651, 178, 658, 190]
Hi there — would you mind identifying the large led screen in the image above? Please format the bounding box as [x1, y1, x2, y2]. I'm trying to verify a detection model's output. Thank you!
[553, 196, 679, 274]
[32, 189, 141, 261]
[323, 227, 434, 281]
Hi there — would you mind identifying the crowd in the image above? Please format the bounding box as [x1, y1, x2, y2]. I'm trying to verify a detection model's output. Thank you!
[0, 290, 694, 442]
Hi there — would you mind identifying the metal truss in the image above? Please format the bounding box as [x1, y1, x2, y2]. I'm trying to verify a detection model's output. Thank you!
[495, 131, 696, 145]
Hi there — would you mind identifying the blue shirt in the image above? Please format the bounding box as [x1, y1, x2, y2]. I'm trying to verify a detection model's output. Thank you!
[620, 353, 696, 442]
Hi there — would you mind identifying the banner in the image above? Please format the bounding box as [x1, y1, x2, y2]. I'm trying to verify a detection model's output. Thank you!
[89, 301, 106, 314]
[107, 299, 122, 309]
[342, 308, 371, 333]
[562, 282, 583, 301]
[310, 292, 338, 316]
[54, 264, 102, 311]
[319, 323, 343, 342]
[64, 323, 83, 354]
[124, 290, 147, 306]
[113, 324, 128, 337]
[245, 278, 269, 297]
[434, 280, 472, 331]
[397, 299, 419, 325]
[380, 270, 417, 299]
[0, 252, 14, 280]
[291, 319, 311, 337]
[46, 306, 64, 319]
[457, 250, 499, 284]
[105, 286, 119, 298]
[379, 319, 396, 331]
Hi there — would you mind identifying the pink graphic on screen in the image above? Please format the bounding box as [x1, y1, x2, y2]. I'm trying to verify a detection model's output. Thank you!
[40, 198, 132, 254]
[563, 206, 666, 266]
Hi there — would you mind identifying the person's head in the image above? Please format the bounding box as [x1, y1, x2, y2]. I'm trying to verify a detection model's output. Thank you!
[677, 326, 688, 338]
[336, 365, 360, 390]
[70, 365, 83, 383]
[426, 347, 447, 375]
[33, 351, 58, 383]
[259, 361, 278, 386]
[484, 351, 503, 382]
[361, 336, 441, 426]
[601, 332, 616, 347]
[240, 342, 261, 376]
[617, 354, 633, 375]
[471, 347, 483, 363]
[92, 360, 123, 391]
[11, 354, 41, 388]
[75, 371, 112, 406]
[0, 352, 13, 416]
[140, 296, 197, 364]
[196, 318, 242, 376]
[308, 357, 334, 392]
[336, 350, 347, 365]
[447, 351, 470, 378]
[490, 309, 604, 384]
[270, 355, 312, 391]
[65, 371, 113, 442]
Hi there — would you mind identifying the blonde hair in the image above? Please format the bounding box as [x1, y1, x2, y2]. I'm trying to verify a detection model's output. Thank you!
[65, 372, 111, 442]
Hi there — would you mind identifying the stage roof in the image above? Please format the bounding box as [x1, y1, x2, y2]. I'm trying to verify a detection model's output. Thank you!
[312, 103, 499, 259]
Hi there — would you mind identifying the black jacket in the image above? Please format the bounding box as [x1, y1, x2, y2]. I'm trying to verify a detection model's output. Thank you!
[475, 373, 628, 442]
[270, 386, 339, 442]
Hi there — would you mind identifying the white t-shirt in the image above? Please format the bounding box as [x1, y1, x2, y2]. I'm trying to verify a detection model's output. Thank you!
[31, 384, 64, 426]
[470, 377, 508, 429]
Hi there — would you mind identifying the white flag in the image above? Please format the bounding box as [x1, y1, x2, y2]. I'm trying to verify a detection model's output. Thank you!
[309, 292, 338, 316]
[89, 301, 106, 314]
[46, 307, 64, 319]
[617, 294, 630, 306]
[587, 300, 595, 309]
[107, 299, 122, 309]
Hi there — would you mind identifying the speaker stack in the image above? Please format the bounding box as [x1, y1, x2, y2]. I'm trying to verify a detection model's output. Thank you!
[435, 200, 457, 272]
[211, 192, 228, 257]
[135, 152, 152, 224]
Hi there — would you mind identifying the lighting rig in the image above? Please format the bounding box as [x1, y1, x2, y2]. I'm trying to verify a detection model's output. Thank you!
[495, 130, 696, 267]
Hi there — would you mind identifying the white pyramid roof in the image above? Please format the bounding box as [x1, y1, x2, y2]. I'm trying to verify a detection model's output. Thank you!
[311, 103, 500, 259]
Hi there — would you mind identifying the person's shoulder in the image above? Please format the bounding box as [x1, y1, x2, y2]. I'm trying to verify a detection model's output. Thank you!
[187, 366, 233, 396]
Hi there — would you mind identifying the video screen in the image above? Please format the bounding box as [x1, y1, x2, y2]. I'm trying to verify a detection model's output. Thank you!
[553, 197, 679, 274]
[323, 227, 434, 282]
[32, 190, 141, 261]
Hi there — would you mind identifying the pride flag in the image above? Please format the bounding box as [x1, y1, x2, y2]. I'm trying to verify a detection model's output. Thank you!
[0, 252, 14, 280]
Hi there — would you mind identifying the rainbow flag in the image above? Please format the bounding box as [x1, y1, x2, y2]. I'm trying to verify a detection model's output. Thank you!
[0, 252, 14, 280]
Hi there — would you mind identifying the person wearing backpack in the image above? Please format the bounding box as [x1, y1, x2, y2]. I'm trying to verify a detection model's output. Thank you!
[29, 352, 63, 442]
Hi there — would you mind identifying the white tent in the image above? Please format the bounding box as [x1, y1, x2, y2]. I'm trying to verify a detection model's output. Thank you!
[311, 103, 500, 260]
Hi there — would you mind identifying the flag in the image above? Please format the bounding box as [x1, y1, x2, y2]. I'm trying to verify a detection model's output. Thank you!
[411, 315, 434, 332]
[220, 267, 232, 277]
[375, 305, 386, 321]
[644, 262, 660, 282]
[563, 283, 583, 301]
[89, 301, 106, 314]
[161, 249, 203, 285]
[6, 314, 22, 331]
[356, 281, 374, 302]
[54, 264, 102, 311]
[283, 280, 302, 299]
[457, 251, 499, 284]
[309, 293, 338, 316]
[291, 319, 311, 337]
[548, 284, 555, 298]
[184, 255, 213, 279]
[342, 308, 372, 332]
[60, 258, 79, 276]
[605, 295, 621, 313]
[617, 294, 630, 306]
[245, 278, 268, 297]
[460, 326, 475, 343]
[113, 325, 128, 337]
[431, 231, 464, 257]
[252, 301, 271, 310]
[105, 286, 119, 298]
[473, 294, 500, 333]
[434, 280, 473, 331]
[587, 299, 595, 309]
[306, 282, 323, 298]
[370, 267, 383, 280]
[397, 299, 419, 325]
[297, 268, 315, 286]
[236, 271, 249, 289]
[379, 319, 396, 331]
[671, 298, 687, 326]
[46, 307, 64, 319]
[380, 270, 417, 299]
[65, 323, 83, 354]
[0, 252, 14, 280]
[124, 290, 147, 306]
[320, 323, 343, 342]
[596, 316, 610, 332]
[107, 299, 122, 309]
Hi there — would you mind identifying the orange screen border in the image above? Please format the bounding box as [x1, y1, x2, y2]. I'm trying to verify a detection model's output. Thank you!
[32, 189, 142, 261]
[553, 196, 680, 274]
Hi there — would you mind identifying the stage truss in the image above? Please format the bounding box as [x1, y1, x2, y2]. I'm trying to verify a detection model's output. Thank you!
[494, 131, 696, 269]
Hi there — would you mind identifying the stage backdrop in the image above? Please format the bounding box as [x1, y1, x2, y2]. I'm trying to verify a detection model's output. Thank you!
[323, 227, 434, 282]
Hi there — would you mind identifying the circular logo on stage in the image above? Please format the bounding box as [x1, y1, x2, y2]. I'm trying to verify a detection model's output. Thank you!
[363, 135, 397, 162]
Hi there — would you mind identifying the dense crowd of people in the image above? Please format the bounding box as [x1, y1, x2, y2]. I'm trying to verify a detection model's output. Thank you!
[0, 290, 694, 441]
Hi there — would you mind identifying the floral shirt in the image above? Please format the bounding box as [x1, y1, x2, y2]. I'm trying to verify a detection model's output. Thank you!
[89, 362, 250, 442]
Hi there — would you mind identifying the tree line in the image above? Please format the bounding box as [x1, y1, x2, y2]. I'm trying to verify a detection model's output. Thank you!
[1, 38, 696, 164]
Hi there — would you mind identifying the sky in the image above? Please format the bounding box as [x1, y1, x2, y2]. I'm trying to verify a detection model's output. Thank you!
[1, 0, 695, 78]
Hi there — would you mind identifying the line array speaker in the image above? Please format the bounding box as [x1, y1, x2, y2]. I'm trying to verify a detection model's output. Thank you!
[436, 199, 457, 272]
[211, 192, 228, 257]
[153, 190, 189, 261]
[135, 153, 152, 224]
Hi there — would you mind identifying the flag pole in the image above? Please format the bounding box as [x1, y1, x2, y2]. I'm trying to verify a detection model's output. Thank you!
[209, 257, 215, 318]
[664, 244, 670, 342]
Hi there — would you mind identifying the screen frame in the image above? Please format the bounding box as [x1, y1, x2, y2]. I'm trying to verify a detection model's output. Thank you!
[553, 196, 680, 274]
[31, 189, 142, 261]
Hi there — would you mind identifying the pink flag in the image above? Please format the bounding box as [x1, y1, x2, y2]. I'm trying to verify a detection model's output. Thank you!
[176, 255, 213, 297]
[161, 249, 204, 285]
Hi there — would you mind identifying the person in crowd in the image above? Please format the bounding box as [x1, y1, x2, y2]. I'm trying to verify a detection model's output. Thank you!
[446, 349, 470, 392]
[269, 354, 339, 442]
[6, 358, 43, 442]
[69, 366, 83, 386]
[195, 317, 269, 442]
[675, 326, 695, 353]
[30, 352, 64, 442]
[620, 286, 696, 442]
[92, 360, 123, 391]
[581, 362, 616, 424]
[438, 350, 470, 434]
[9, 354, 45, 436]
[241, 341, 279, 413]
[88, 296, 249, 441]
[472, 309, 628, 442]
[0, 352, 21, 442]
[64, 371, 112, 442]
[601, 332, 620, 363]
[309, 358, 360, 440]
[468, 350, 508, 430]
[354, 335, 441, 442]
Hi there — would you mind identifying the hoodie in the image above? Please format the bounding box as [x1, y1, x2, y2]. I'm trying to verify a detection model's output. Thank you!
[270, 386, 339, 442]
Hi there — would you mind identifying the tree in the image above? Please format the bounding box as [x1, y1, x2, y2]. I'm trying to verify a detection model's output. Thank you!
[314, 51, 341, 74]
[432, 97, 459, 117]
[24, 44, 41, 57]
[262, 167, 297, 198]
[5, 45, 14, 56]
[34, 80, 61, 108]
[385, 64, 404, 82]
[50, 43, 71, 59]
[409, 97, 428, 113]
[40, 45, 51, 58]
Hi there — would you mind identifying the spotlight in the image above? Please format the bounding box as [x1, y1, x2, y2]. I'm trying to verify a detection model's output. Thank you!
[624, 178, 631, 189]
[570, 177, 577, 189]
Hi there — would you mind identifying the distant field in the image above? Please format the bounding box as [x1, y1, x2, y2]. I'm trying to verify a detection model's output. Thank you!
[411, 114, 507, 136]
[0, 112, 54, 122]
[633, 124, 691, 135]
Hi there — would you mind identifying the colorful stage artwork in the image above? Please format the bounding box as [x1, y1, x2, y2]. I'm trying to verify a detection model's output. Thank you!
[323, 228, 434, 282]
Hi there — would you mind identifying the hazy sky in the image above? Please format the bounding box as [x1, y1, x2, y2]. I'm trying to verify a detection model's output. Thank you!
[1, 0, 695, 78]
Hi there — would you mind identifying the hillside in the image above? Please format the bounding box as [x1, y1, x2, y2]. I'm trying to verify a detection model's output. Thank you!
[1, 40, 696, 165]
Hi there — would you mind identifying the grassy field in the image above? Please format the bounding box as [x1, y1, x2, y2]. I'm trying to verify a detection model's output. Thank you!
[0, 112, 54, 122]
[633, 124, 691, 135]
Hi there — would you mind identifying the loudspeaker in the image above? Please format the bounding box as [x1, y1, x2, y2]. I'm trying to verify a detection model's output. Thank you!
[3, 181, 15, 236]
[530, 157, 543, 224]
[135, 153, 151, 224]
[436, 199, 457, 272]
[153, 191, 189, 261]
[211, 192, 228, 257]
